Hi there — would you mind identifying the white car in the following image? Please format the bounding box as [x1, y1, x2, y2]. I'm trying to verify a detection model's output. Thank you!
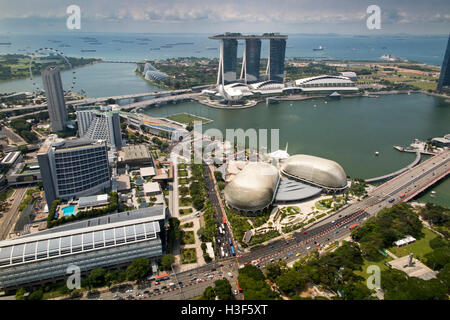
[228, 272, 233, 278]
[306, 246, 311, 250]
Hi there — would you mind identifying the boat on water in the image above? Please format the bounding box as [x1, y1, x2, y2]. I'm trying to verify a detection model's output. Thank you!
[375, 151, 379, 156]
[313, 46, 324, 51]
[0, 42, 12, 45]
[206, 47, 217, 50]
[81, 49, 96, 52]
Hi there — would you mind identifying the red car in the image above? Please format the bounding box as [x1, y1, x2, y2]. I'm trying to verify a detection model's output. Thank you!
[315, 243, 320, 247]
[303, 231, 307, 234]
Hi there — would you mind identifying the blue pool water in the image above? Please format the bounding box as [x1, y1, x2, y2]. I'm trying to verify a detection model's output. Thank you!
[62, 206, 77, 217]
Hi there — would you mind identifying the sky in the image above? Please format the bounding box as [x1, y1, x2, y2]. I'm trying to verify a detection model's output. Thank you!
[0, 0, 449, 35]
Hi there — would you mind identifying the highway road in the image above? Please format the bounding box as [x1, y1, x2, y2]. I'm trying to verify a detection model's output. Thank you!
[0, 187, 28, 240]
[77, 150, 448, 300]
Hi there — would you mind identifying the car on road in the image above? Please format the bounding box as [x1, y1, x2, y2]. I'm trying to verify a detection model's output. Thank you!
[316, 243, 320, 247]
[153, 288, 160, 293]
[303, 231, 307, 234]
[125, 289, 133, 293]
[306, 246, 311, 250]
[234, 290, 238, 295]
[144, 290, 150, 294]
[296, 252, 301, 257]
[334, 230, 339, 234]
[228, 272, 233, 278]
[178, 282, 184, 287]
[269, 245, 274, 249]
[287, 252, 293, 257]
[161, 286, 168, 290]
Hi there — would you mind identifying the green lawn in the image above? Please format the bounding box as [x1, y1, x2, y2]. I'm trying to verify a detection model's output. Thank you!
[181, 222, 193, 229]
[167, 113, 212, 125]
[181, 231, 195, 245]
[388, 228, 438, 260]
[178, 178, 189, 185]
[178, 170, 188, 177]
[179, 208, 193, 215]
[179, 197, 192, 207]
[181, 248, 197, 264]
[354, 257, 393, 282]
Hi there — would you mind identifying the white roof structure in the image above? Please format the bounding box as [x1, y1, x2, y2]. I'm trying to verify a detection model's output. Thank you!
[281, 154, 347, 190]
[294, 75, 358, 91]
[394, 236, 416, 247]
[224, 162, 280, 212]
[339, 71, 357, 79]
[1, 152, 21, 165]
[268, 149, 290, 160]
[140, 166, 156, 177]
[78, 194, 109, 208]
[143, 182, 161, 194]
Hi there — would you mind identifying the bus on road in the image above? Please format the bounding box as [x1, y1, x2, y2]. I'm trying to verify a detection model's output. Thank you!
[155, 273, 170, 281]
[230, 245, 235, 256]
[349, 223, 358, 230]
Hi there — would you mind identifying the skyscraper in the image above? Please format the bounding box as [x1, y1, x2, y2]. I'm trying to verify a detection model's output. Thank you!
[210, 33, 287, 85]
[438, 35, 450, 92]
[267, 39, 287, 83]
[41, 66, 68, 132]
[217, 39, 238, 85]
[241, 39, 261, 83]
[38, 136, 111, 205]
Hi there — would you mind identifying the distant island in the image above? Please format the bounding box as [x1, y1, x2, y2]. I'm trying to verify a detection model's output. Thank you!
[136, 56, 441, 92]
[0, 54, 101, 81]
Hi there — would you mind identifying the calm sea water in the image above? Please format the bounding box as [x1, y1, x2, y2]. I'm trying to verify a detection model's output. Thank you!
[0, 33, 447, 65]
[0, 33, 448, 206]
[142, 94, 450, 207]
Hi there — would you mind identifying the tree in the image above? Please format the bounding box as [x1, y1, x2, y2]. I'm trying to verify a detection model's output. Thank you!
[214, 279, 232, 300]
[424, 246, 450, 270]
[28, 289, 44, 300]
[87, 267, 106, 288]
[275, 269, 308, 296]
[339, 282, 373, 300]
[15, 287, 26, 300]
[126, 258, 151, 281]
[202, 286, 216, 300]
[161, 254, 175, 271]
[437, 263, 450, 294]
[265, 262, 282, 282]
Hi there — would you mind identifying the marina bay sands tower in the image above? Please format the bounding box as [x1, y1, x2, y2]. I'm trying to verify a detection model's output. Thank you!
[210, 33, 288, 85]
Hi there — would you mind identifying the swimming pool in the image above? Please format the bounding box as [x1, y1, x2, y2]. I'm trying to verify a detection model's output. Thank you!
[62, 206, 77, 217]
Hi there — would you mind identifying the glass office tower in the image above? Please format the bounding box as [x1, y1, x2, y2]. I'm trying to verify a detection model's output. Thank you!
[219, 39, 238, 84]
[438, 35, 450, 92]
[268, 39, 286, 83]
[244, 39, 261, 83]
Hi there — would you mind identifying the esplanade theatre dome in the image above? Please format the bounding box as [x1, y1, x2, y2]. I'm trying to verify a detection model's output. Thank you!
[281, 154, 347, 190]
[224, 162, 280, 212]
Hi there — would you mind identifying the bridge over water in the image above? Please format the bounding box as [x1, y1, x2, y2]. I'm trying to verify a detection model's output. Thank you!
[0, 89, 192, 113]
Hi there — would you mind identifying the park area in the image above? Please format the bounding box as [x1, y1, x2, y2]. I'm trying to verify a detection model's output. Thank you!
[388, 228, 439, 260]
[181, 248, 197, 264]
[166, 113, 212, 125]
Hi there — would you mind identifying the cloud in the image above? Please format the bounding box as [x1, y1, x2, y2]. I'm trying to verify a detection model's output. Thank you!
[0, 0, 449, 33]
